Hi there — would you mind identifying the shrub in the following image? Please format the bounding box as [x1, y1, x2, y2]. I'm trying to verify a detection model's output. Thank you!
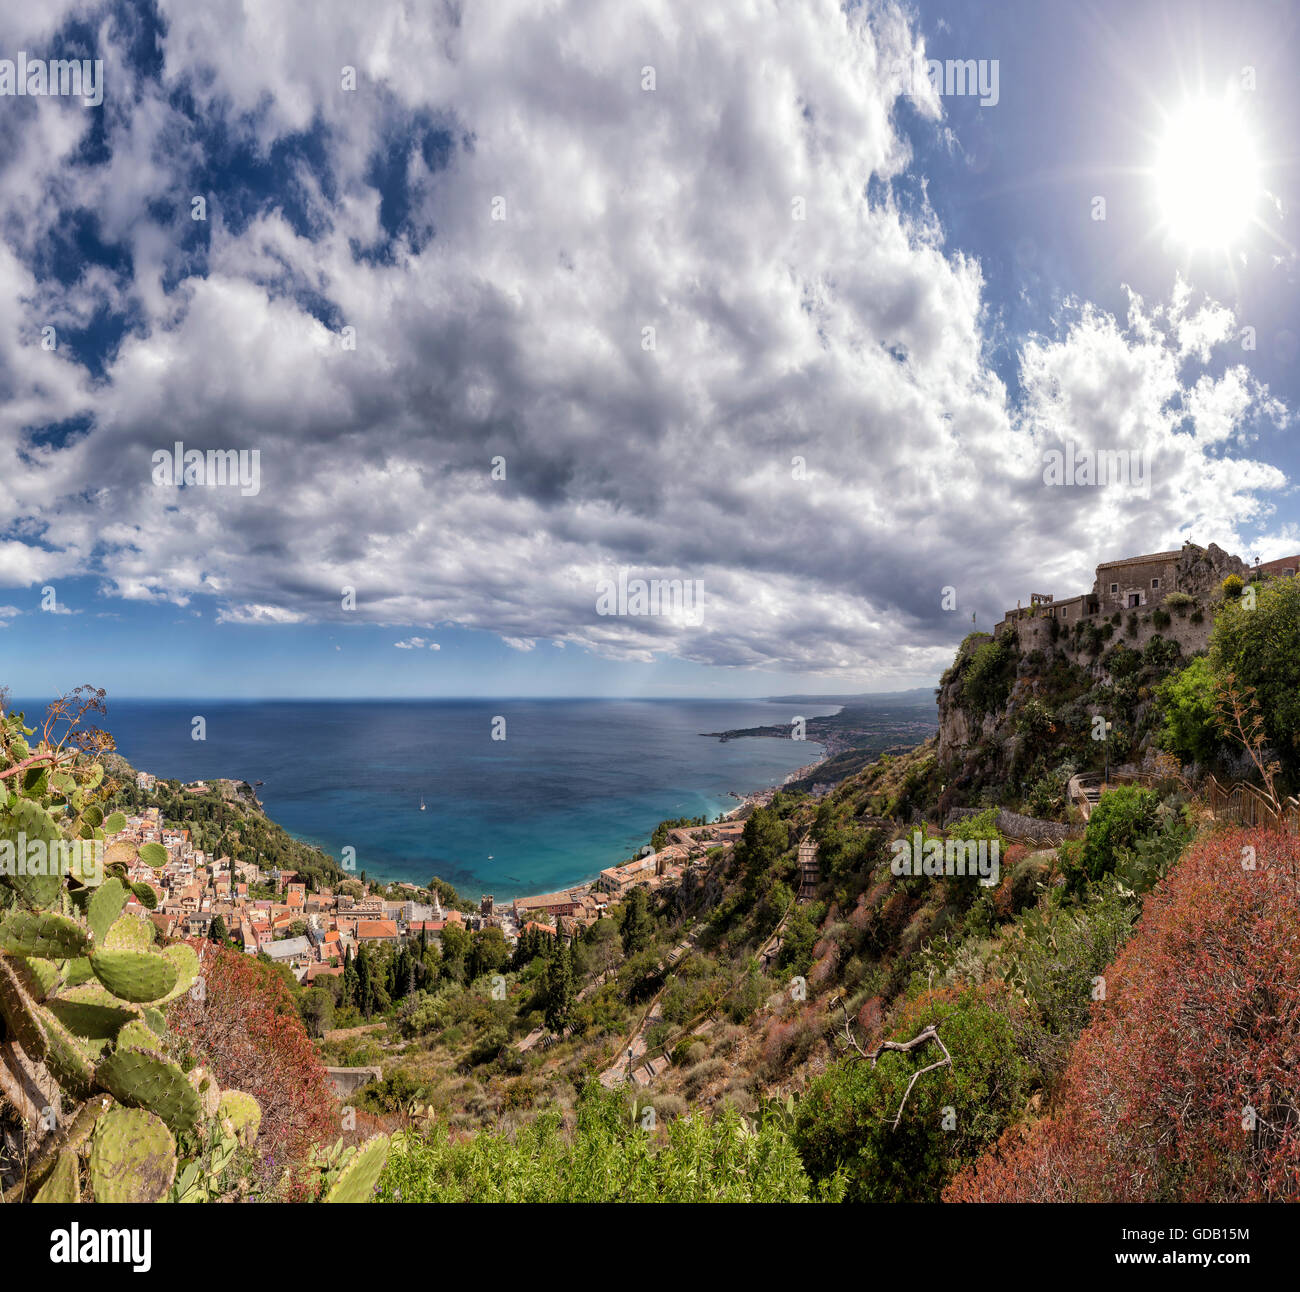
[1156, 656, 1221, 766]
[1210, 575, 1300, 777]
[683, 1057, 726, 1100]
[1142, 634, 1180, 668]
[1221, 574, 1244, 599]
[1065, 786, 1159, 889]
[169, 943, 338, 1195]
[794, 987, 1029, 1201]
[377, 1084, 813, 1202]
[947, 829, 1300, 1202]
[962, 637, 1016, 717]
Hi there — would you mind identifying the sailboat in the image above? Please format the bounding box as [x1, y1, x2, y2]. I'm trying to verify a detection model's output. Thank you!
[419, 796, 426, 811]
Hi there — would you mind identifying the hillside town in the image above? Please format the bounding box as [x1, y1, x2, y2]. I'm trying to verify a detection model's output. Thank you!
[117, 774, 752, 984]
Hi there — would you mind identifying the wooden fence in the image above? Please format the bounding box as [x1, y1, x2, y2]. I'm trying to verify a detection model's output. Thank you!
[1073, 770, 1299, 834]
[1205, 776, 1300, 833]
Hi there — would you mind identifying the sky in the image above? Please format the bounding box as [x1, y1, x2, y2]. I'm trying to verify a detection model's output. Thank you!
[0, 0, 1297, 699]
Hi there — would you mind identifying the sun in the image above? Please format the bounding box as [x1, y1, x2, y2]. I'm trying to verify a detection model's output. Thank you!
[1154, 96, 1261, 249]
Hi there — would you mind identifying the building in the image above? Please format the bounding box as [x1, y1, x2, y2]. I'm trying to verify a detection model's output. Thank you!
[994, 541, 1300, 657]
[355, 919, 401, 946]
[263, 935, 313, 963]
[513, 891, 582, 920]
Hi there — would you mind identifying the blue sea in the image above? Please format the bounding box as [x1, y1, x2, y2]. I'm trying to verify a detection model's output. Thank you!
[36, 699, 835, 900]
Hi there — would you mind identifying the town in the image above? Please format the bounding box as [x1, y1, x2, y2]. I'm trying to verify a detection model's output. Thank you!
[118, 772, 754, 985]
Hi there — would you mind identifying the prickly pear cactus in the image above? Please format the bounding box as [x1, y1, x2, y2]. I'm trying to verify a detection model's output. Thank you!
[32, 1149, 81, 1203]
[324, 1135, 391, 1203]
[0, 693, 376, 1205]
[217, 1089, 261, 1146]
[88, 1106, 177, 1203]
[0, 693, 264, 1203]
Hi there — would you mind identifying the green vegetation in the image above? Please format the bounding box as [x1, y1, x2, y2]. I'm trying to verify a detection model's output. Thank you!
[959, 635, 1016, 717]
[1157, 656, 1221, 766]
[795, 988, 1027, 1201]
[1066, 785, 1159, 889]
[1210, 575, 1300, 781]
[378, 1083, 816, 1202]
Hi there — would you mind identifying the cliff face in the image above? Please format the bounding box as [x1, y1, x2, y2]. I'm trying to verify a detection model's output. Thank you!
[935, 633, 1022, 781]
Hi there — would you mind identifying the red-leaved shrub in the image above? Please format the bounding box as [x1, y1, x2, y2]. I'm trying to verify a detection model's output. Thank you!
[947, 828, 1300, 1202]
[168, 942, 339, 1196]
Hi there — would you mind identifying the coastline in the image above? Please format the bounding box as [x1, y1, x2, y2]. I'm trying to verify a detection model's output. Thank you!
[170, 736, 833, 903]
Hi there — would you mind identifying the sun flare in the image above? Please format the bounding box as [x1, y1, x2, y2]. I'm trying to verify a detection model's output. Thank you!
[1154, 96, 1260, 249]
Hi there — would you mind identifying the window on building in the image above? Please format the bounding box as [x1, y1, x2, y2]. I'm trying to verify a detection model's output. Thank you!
[1152, 578, 1160, 589]
[1110, 582, 1118, 593]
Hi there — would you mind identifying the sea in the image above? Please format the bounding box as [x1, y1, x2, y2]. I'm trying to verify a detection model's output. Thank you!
[31, 698, 836, 900]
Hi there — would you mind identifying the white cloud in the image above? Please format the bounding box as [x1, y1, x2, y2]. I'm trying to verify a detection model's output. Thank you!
[0, 1, 1290, 684]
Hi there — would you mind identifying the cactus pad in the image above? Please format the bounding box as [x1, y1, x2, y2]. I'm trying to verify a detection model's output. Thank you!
[157, 943, 200, 1005]
[0, 952, 47, 1060]
[102, 911, 156, 952]
[44, 981, 136, 1040]
[87, 878, 128, 944]
[188, 1066, 221, 1119]
[0, 910, 92, 959]
[137, 842, 169, 867]
[89, 1106, 177, 1203]
[325, 1135, 390, 1203]
[115, 1018, 164, 1055]
[90, 949, 178, 1004]
[217, 1090, 262, 1147]
[33, 1149, 81, 1204]
[39, 1005, 97, 1097]
[97, 1045, 202, 1134]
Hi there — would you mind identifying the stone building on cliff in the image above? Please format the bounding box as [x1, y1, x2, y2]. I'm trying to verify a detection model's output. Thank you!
[994, 541, 1300, 659]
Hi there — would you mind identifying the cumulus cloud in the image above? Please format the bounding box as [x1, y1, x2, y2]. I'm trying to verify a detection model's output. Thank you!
[0, 0, 1291, 685]
[395, 637, 439, 650]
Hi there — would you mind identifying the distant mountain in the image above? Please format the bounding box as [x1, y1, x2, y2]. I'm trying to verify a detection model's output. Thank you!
[761, 687, 936, 706]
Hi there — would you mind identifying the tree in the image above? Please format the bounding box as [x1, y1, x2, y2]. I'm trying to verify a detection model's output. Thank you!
[1157, 655, 1222, 766]
[794, 986, 1028, 1201]
[468, 926, 510, 982]
[618, 886, 655, 955]
[735, 805, 787, 900]
[1210, 575, 1300, 780]
[542, 937, 574, 1032]
[440, 922, 470, 982]
[341, 945, 357, 1008]
[209, 913, 229, 943]
[298, 986, 335, 1038]
[355, 944, 376, 1017]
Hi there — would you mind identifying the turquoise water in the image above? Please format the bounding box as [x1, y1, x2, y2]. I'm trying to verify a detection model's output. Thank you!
[74, 698, 833, 899]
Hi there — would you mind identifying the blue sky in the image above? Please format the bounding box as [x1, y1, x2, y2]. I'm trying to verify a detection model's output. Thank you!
[0, 0, 1296, 699]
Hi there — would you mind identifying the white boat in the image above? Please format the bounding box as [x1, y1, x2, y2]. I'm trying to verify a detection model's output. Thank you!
[419, 797, 426, 811]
